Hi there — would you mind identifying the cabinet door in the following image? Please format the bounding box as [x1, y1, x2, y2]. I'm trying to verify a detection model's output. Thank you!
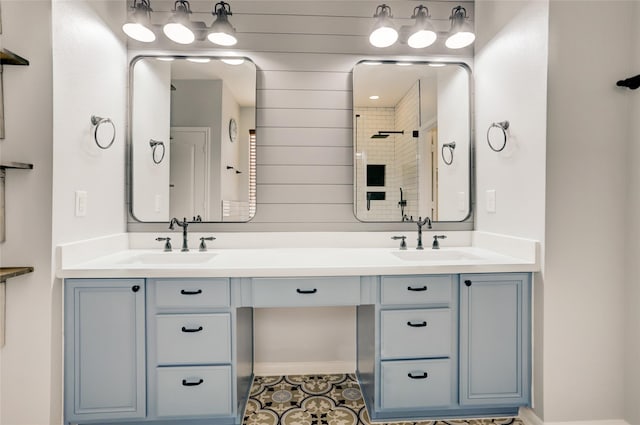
[64, 279, 146, 423]
[459, 273, 530, 407]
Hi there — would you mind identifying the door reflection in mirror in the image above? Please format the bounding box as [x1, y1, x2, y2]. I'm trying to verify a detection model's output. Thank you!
[130, 56, 256, 223]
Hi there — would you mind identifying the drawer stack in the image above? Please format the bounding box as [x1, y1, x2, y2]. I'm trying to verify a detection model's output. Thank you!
[148, 278, 233, 419]
[378, 275, 457, 411]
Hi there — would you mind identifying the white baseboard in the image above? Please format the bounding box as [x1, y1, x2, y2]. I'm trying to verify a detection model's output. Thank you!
[520, 408, 544, 425]
[254, 361, 355, 376]
[519, 408, 630, 425]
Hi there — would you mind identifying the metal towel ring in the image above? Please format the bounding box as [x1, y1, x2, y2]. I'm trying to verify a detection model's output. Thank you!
[441, 141, 456, 166]
[149, 139, 166, 164]
[487, 121, 509, 152]
[90, 115, 116, 149]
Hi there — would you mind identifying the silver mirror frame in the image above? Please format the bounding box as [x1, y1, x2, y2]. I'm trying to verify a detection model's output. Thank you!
[126, 54, 257, 231]
[352, 59, 474, 229]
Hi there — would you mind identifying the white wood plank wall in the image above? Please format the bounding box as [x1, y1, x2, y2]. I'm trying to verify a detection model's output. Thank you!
[128, 1, 473, 231]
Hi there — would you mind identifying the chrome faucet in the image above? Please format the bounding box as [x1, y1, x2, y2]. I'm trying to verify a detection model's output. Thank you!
[415, 216, 432, 250]
[169, 216, 202, 252]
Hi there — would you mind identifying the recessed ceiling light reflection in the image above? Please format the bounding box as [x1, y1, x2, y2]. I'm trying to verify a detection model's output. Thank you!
[156, 57, 175, 62]
[369, 95, 380, 100]
[428, 63, 446, 67]
[221, 58, 245, 65]
[396, 62, 412, 66]
[363, 61, 382, 66]
[187, 57, 211, 63]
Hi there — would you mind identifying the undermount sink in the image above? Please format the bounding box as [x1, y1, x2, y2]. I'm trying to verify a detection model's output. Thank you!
[117, 252, 218, 266]
[391, 249, 481, 262]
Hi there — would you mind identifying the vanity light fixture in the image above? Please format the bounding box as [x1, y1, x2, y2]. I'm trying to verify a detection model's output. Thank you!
[407, 5, 437, 49]
[369, 4, 398, 48]
[208, 1, 238, 46]
[122, 0, 156, 43]
[163, 0, 195, 44]
[445, 6, 476, 49]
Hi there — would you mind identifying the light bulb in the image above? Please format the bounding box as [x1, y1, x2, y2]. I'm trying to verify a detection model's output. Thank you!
[408, 29, 437, 49]
[122, 22, 155, 42]
[445, 31, 475, 49]
[207, 32, 237, 46]
[369, 26, 398, 48]
[163, 22, 195, 44]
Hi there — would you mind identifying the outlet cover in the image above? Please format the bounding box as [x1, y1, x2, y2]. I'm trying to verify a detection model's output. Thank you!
[75, 190, 87, 216]
[486, 189, 496, 213]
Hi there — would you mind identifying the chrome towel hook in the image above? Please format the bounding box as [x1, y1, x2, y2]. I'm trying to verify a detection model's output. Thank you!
[90, 115, 116, 149]
[487, 121, 509, 152]
[149, 139, 166, 164]
[441, 141, 456, 165]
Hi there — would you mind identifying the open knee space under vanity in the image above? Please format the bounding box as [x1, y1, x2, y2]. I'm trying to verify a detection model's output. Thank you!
[62, 272, 531, 425]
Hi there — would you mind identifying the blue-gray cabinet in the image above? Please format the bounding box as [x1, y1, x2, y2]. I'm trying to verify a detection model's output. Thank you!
[357, 272, 531, 420]
[64, 277, 253, 425]
[64, 279, 146, 423]
[459, 273, 530, 407]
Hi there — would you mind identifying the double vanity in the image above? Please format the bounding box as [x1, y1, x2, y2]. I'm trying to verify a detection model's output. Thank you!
[58, 233, 537, 425]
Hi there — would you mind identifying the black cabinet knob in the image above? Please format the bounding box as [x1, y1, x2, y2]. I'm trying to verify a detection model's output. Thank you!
[132, 285, 140, 292]
[464, 280, 472, 287]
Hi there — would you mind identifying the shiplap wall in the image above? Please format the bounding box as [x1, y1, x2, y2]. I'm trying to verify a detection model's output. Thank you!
[127, 0, 473, 232]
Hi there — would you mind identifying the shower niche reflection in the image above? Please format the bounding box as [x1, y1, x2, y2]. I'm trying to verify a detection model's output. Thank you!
[353, 61, 471, 223]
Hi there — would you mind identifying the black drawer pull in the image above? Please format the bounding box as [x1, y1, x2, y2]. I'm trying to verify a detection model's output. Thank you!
[407, 372, 428, 380]
[407, 285, 427, 292]
[131, 285, 140, 293]
[181, 326, 203, 333]
[407, 321, 427, 327]
[182, 379, 204, 386]
[180, 289, 203, 295]
[296, 288, 318, 294]
[464, 280, 472, 287]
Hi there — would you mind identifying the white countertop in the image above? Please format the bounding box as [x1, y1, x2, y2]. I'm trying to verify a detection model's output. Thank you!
[57, 232, 539, 278]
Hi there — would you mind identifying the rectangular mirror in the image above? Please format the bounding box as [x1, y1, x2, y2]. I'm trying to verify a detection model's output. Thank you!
[353, 61, 471, 223]
[129, 55, 256, 223]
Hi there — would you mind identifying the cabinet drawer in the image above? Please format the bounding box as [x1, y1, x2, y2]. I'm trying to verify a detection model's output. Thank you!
[155, 279, 230, 309]
[380, 359, 452, 409]
[380, 309, 451, 359]
[156, 366, 232, 417]
[381, 275, 453, 305]
[252, 277, 360, 307]
[156, 314, 231, 365]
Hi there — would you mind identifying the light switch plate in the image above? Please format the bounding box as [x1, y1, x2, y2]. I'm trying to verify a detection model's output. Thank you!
[75, 190, 87, 217]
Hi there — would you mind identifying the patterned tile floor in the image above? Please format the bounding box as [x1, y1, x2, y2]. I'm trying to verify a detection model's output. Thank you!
[244, 374, 523, 425]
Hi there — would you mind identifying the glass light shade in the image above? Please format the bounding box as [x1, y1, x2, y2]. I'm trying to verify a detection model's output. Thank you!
[445, 30, 475, 49]
[446, 9, 475, 49]
[163, 22, 195, 44]
[208, 15, 237, 46]
[408, 29, 437, 48]
[369, 26, 398, 48]
[122, 22, 156, 42]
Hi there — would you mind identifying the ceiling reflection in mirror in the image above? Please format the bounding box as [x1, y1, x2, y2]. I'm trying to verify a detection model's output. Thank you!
[130, 56, 256, 223]
[353, 61, 471, 223]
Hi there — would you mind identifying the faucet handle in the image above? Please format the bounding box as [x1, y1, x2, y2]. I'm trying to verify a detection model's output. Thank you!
[432, 235, 447, 250]
[199, 236, 216, 252]
[156, 237, 172, 252]
[391, 235, 407, 250]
